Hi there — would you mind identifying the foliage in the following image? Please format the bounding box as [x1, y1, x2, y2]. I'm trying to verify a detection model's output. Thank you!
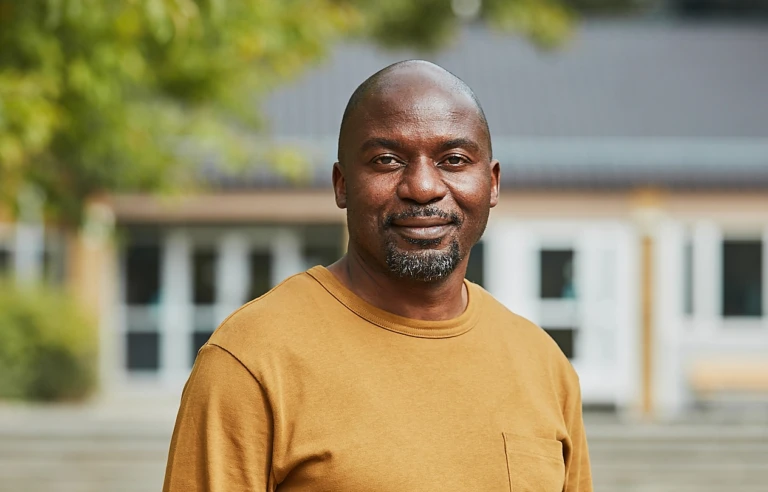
[0, 280, 98, 401]
[0, 0, 578, 223]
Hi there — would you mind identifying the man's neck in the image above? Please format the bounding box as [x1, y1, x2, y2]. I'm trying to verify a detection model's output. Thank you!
[326, 250, 468, 322]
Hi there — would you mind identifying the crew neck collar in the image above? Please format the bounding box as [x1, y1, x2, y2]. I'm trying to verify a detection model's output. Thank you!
[306, 266, 482, 339]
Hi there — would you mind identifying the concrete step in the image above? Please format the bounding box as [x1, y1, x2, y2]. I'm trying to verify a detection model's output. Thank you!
[1, 405, 767, 492]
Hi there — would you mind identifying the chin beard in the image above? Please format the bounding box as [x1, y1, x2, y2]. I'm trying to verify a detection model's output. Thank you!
[385, 238, 461, 282]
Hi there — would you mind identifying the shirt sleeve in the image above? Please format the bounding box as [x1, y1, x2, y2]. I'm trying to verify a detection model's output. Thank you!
[163, 343, 274, 492]
[563, 372, 593, 492]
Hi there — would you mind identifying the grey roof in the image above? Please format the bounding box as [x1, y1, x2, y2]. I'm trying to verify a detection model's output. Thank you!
[205, 137, 768, 190]
[262, 21, 768, 139]
[210, 21, 768, 190]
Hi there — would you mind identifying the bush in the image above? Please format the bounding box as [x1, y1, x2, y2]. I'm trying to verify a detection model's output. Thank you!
[0, 280, 97, 401]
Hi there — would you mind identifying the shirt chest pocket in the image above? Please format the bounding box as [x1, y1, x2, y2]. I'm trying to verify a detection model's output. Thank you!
[503, 433, 565, 492]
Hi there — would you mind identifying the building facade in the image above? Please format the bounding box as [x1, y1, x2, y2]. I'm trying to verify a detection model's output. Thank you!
[3, 17, 768, 418]
[99, 180, 768, 418]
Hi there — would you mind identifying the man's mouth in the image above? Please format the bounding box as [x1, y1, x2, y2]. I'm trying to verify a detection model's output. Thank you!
[389, 217, 454, 241]
[383, 207, 461, 243]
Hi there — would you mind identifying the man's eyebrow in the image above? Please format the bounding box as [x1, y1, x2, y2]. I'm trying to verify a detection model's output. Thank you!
[439, 138, 481, 152]
[359, 137, 404, 152]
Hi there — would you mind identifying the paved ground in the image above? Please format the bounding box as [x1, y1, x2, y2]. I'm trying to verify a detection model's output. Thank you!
[0, 401, 767, 492]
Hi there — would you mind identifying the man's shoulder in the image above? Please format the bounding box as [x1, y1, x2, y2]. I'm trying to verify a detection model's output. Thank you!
[473, 285, 543, 336]
[475, 285, 577, 377]
[207, 270, 327, 354]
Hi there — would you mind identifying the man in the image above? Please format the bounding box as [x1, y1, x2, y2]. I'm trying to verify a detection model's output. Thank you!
[164, 60, 592, 492]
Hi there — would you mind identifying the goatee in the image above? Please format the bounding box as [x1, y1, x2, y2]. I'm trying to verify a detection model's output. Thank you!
[385, 238, 461, 282]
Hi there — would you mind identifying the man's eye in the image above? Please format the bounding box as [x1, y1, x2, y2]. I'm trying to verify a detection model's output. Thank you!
[443, 155, 466, 166]
[375, 156, 399, 166]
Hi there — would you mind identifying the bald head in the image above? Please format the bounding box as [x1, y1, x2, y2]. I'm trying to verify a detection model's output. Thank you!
[338, 60, 491, 162]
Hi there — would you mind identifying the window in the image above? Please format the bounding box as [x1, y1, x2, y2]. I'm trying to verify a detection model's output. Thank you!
[543, 327, 576, 359]
[540, 249, 577, 358]
[540, 250, 576, 299]
[191, 307, 215, 365]
[248, 251, 272, 301]
[126, 245, 161, 305]
[722, 240, 763, 317]
[127, 332, 160, 370]
[465, 241, 485, 287]
[42, 239, 66, 285]
[125, 243, 162, 372]
[193, 248, 217, 305]
[303, 245, 340, 268]
[191, 247, 218, 365]
[0, 247, 10, 277]
[302, 224, 343, 269]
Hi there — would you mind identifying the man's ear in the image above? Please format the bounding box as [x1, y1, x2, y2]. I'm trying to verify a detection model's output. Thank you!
[332, 162, 347, 209]
[489, 159, 500, 208]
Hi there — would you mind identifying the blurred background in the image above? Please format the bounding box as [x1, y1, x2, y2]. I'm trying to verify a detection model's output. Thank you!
[1, 0, 767, 491]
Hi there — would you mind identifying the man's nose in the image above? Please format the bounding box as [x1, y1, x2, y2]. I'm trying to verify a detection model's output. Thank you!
[396, 157, 448, 204]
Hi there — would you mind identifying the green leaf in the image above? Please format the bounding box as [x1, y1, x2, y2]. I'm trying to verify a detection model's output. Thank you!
[0, 0, 583, 223]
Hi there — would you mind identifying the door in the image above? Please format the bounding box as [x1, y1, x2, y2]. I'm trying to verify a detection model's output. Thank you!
[485, 219, 638, 407]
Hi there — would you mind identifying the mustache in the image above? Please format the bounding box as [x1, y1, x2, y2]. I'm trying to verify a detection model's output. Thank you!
[383, 206, 463, 228]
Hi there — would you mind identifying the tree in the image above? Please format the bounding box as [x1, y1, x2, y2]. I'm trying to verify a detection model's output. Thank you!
[0, 0, 574, 223]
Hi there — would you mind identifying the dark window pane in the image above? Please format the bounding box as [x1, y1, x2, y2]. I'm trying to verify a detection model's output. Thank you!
[126, 245, 161, 305]
[191, 332, 214, 364]
[0, 248, 10, 276]
[193, 249, 217, 305]
[465, 241, 484, 287]
[302, 225, 344, 268]
[722, 240, 763, 317]
[540, 250, 576, 299]
[543, 328, 576, 359]
[248, 252, 272, 301]
[303, 245, 340, 268]
[126, 332, 160, 371]
[683, 240, 694, 316]
[42, 246, 65, 285]
[42, 248, 53, 282]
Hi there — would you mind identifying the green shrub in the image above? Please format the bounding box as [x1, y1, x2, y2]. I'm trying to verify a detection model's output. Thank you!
[0, 280, 97, 401]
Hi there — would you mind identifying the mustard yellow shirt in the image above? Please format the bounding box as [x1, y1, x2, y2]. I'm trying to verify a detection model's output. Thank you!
[164, 266, 592, 491]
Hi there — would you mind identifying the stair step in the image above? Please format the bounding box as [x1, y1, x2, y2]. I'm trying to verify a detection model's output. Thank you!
[1, 407, 767, 492]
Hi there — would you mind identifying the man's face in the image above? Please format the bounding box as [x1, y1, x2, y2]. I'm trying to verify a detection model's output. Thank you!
[334, 76, 500, 282]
